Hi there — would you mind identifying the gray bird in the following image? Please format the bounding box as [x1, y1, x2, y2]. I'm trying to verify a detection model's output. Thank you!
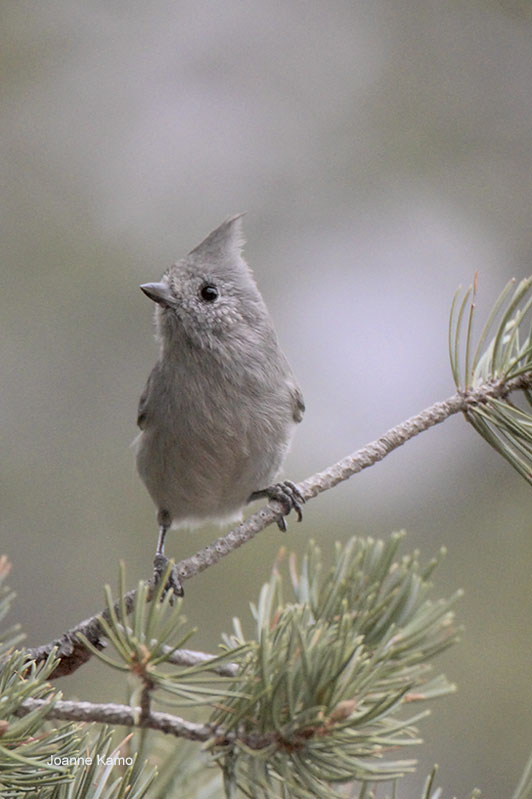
[135, 215, 305, 594]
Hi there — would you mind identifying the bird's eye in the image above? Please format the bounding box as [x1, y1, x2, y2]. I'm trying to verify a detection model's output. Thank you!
[200, 283, 219, 302]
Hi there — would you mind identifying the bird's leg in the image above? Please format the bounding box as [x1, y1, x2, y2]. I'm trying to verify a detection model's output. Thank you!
[156, 524, 169, 556]
[153, 514, 183, 597]
[248, 480, 305, 532]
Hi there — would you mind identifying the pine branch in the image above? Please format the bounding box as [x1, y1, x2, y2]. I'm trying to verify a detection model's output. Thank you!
[172, 371, 532, 586]
[25, 609, 238, 679]
[10, 536, 461, 796]
[15, 698, 215, 742]
[25, 372, 532, 680]
[14, 697, 340, 751]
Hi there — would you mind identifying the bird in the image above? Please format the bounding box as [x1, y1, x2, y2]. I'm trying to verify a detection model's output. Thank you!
[135, 215, 305, 595]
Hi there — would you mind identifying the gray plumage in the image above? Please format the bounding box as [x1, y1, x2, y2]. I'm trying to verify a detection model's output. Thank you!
[135, 215, 304, 535]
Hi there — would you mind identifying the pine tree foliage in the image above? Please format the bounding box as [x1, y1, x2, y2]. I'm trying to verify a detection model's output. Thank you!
[450, 275, 532, 482]
[211, 535, 459, 798]
[3, 536, 530, 798]
[78, 565, 246, 707]
[0, 560, 156, 799]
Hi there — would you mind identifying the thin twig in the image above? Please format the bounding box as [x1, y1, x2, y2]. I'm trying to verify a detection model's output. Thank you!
[161, 646, 238, 677]
[139, 681, 153, 723]
[15, 698, 322, 751]
[25, 374, 532, 680]
[15, 698, 215, 742]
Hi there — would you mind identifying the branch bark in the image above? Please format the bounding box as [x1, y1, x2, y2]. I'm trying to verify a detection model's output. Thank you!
[25, 374, 532, 680]
[16, 698, 215, 741]
[16, 697, 322, 751]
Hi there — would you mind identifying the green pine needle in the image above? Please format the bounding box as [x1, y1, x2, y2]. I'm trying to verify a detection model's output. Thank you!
[213, 536, 460, 798]
[449, 275, 532, 485]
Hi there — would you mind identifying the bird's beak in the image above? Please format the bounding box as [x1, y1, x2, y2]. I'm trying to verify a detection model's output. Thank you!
[140, 282, 175, 308]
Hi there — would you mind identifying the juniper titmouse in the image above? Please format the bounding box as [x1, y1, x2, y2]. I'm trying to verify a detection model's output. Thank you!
[136, 215, 305, 594]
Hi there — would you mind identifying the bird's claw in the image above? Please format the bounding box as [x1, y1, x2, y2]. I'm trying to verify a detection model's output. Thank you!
[252, 480, 305, 531]
[153, 554, 184, 599]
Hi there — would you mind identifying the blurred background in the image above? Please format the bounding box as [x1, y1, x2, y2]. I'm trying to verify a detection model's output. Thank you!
[1, 1, 531, 795]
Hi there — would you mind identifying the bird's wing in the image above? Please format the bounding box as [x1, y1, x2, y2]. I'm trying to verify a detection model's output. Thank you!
[290, 381, 305, 423]
[137, 367, 158, 429]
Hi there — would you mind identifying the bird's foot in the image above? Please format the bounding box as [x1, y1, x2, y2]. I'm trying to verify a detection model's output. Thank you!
[153, 553, 184, 598]
[249, 480, 305, 531]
